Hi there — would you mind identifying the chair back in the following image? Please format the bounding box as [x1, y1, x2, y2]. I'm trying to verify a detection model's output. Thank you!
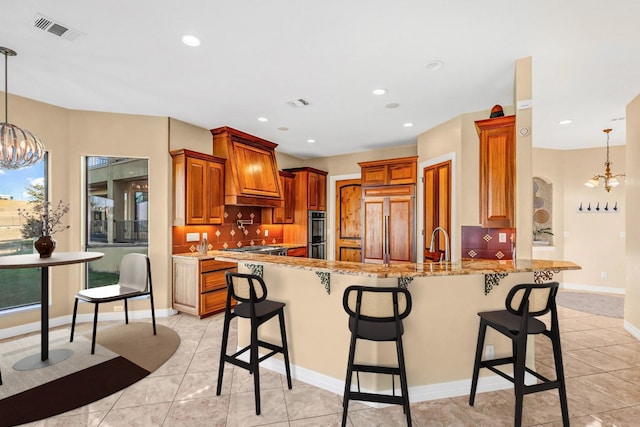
[118, 253, 151, 293]
[225, 272, 268, 304]
[505, 281, 559, 317]
[343, 285, 412, 323]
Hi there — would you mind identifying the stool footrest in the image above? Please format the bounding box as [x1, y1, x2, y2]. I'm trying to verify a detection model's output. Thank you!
[347, 391, 407, 406]
[352, 363, 400, 376]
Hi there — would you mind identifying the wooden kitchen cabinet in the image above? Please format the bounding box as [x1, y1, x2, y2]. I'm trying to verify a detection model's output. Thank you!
[171, 149, 225, 226]
[475, 115, 515, 228]
[272, 171, 295, 224]
[285, 167, 328, 211]
[172, 257, 237, 318]
[286, 247, 307, 257]
[359, 156, 418, 187]
[361, 185, 416, 264]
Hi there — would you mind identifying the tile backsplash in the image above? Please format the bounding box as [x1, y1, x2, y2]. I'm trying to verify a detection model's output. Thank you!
[172, 206, 284, 254]
[461, 226, 515, 260]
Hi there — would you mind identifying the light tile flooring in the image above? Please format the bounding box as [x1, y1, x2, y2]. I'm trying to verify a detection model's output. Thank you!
[20, 297, 640, 426]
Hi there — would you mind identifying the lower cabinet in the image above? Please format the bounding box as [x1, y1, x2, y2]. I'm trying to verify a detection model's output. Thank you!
[286, 247, 307, 257]
[172, 257, 237, 318]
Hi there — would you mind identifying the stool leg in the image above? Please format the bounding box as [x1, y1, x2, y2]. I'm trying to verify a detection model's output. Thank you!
[469, 319, 487, 406]
[91, 303, 99, 354]
[550, 329, 570, 426]
[216, 311, 232, 396]
[396, 335, 411, 425]
[251, 318, 261, 415]
[513, 335, 527, 427]
[278, 310, 293, 389]
[342, 329, 358, 427]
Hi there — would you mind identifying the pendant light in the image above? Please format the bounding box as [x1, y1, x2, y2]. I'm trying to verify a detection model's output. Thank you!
[0, 47, 46, 169]
[584, 129, 625, 192]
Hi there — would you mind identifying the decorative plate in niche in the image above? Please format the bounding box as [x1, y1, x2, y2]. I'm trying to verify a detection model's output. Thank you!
[534, 209, 549, 223]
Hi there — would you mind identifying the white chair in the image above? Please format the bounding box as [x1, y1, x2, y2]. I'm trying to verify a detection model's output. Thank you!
[70, 253, 156, 354]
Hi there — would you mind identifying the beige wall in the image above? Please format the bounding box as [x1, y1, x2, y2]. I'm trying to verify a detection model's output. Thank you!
[625, 93, 640, 327]
[2, 94, 173, 330]
[303, 144, 417, 177]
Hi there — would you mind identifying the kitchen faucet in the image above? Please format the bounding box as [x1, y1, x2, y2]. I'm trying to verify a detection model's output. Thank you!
[429, 227, 450, 262]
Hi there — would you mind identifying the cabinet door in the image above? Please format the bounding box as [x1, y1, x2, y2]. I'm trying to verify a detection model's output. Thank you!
[361, 165, 387, 186]
[317, 173, 327, 211]
[273, 173, 295, 224]
[388, 162, 417, 185]
[207, 161, 224, 224]
[477, 116, 515, 228]
[308, 172, 319, 210]
[387, 195, 415, 263]
[362, 196, 386, 263]
[186, 157, 208, 225]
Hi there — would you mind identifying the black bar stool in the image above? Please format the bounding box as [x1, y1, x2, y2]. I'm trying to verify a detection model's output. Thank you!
[216, 271, 292, 415]
[469, 281, 569, 427]
[341, 285, 413, 427]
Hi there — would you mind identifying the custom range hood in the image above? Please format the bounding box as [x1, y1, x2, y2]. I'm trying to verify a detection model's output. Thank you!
[211, 126, 283, 207]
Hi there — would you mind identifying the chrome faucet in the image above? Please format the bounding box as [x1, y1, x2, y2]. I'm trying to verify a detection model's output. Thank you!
[429, 227, 450, 262]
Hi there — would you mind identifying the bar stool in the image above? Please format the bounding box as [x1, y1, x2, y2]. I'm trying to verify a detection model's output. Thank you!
[216, 271, 292, 415]
[341, 285, 413, 427]
[469, 281, 569, 427]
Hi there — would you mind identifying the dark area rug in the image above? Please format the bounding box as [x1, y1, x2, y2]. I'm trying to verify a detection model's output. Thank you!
[556, 291, 624, 318]
[0, 323, 179, 427]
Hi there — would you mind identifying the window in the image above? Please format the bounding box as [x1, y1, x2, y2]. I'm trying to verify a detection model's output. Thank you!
[85, 157, 148, 288]
[0, 157, 46, 311]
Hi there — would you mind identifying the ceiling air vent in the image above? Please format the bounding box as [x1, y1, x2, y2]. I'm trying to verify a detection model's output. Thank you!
[286, 98, 311, 108]
[33, 13, 84, 41]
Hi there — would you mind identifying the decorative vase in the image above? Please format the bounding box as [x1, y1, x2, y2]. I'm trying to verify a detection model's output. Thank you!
[34, 235, 57, 258]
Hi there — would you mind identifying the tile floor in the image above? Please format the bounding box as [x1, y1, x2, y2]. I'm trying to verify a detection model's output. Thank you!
[22, 296, 640, 426]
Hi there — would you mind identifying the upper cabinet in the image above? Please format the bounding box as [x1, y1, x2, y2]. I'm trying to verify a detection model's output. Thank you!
[269, 170, 295, 224]
[171, 149, 225, 226]
[211, 126, 283, 207]
[359, 156, 418, 187]
[284, 167, 328, 211]
[475, 115, 515, 228]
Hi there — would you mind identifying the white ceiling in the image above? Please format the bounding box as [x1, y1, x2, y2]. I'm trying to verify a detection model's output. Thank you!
[1, 0, 639, 158]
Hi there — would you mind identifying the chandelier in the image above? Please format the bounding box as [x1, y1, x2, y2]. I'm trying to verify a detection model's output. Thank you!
[584, 128, 625, 192]
[0, 47, 46, 169]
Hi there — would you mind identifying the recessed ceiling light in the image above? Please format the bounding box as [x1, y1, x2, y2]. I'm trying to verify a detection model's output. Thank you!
[425, 60, 444, 71]
[307, 139, 316, 144]
[385, 103, 400, 109]
[559, 120, 572, 125]
[372, 88, 387, 95]
[257, 117, 268, 122]
[181, 34, 201, 47]
[278, 127, 289, 131]
[403, 122, 414, 128]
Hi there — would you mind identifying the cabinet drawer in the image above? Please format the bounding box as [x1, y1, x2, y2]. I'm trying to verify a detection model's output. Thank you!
[200, 289, 228, 316]
[201, 259, 237, 273]
[287, 247, 307, 257]
[201, 267, 237, 293]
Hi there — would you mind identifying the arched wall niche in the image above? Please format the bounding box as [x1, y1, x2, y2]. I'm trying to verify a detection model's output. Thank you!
[533, 177, 553, 246]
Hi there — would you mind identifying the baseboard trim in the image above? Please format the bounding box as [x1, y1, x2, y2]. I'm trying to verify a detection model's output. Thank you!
[561, 282, 625, 295]
[0, 308, 178, 340]
[624, 320, 640, 340]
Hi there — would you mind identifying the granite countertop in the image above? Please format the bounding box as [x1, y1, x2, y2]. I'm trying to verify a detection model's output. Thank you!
[172, 250, 581, 278]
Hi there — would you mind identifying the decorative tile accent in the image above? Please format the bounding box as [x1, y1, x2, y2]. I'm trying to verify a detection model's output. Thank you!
[243, 229, 249, 235]
[462, 226, 515, 260]
[315, 271, 330, 294]
[468, 249, 477, 258]
[250, 212, 255, 219]
[495, 251, 504, 259]
[215, 230, 221, 237]
[256, 229, 261, 235]
[223, 242, 228, 249]
[224, 211, 229, 218]
[271, 238, 276, 245]
[189, 245, 197, 252]
[483, 234, 492, 242]
[237, 212, 243, 219]
[230, 229, 236, 237]
[236, 241, 242, 247]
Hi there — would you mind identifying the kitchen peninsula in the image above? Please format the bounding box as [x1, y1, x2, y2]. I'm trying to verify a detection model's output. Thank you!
[172, 250, 579, 402]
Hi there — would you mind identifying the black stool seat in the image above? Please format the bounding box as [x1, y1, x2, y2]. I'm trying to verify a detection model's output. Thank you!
[342, 285, 413, 427]
[469, 281, 569, 427]
[216, 272, 292, 416]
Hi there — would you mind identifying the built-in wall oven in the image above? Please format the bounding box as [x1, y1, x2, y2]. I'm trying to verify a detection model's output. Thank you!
[308, 210, 326, 259]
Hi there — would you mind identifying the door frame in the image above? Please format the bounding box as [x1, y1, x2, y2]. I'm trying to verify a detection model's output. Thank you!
[328, 173, 360, 261]
[418, 153, 456, 263]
